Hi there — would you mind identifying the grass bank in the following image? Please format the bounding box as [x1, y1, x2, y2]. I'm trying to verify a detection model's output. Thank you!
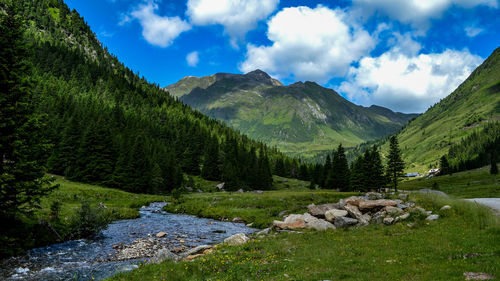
[401, 166, 500, 198]
[109, 193, 500, 281]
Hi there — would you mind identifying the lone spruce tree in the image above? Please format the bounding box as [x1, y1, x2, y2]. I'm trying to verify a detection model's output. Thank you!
[491, 150, 498, 185]
[331, 144, 350, 191]
[386, 136, 405, 192]
[0, 3, 55, 217]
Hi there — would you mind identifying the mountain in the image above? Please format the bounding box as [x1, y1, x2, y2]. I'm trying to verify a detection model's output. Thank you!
[383, 46, 500, 172]
[165, 70, 418, 158]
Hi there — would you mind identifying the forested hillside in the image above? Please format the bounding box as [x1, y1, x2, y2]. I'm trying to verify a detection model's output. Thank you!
[8, 0, 309, 192]
[165, 70, 418, 158]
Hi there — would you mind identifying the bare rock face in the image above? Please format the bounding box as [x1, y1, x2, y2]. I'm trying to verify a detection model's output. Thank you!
[358, 199, 398, 210]
[224, 233, 249, 246]
[324, 209, 348, 222]
[307, 203, 340, 218]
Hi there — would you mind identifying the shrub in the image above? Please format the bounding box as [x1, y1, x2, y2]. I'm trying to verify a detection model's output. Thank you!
[70, 201, 111, 238]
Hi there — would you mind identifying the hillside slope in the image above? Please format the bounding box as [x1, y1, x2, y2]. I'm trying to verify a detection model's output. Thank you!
[165, 70, 418, 158]
[385, 47, 500, 172]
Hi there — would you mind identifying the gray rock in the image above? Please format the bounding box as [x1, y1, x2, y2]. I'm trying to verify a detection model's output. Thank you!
[334, 216, 358, 228]
[256, 228, 271, 235]
[385, 206, 404, 215]
[440, 205, 451, 211]
[372, 211, 387, 224]
[197, 189, 203, 193]
[383, 217, 394, 225]
[463, 272, 495, 280]
[395, 213, 410, 222]
[302, 213, 335, 230]
[237, 189, 244, 193]
[398, 193, 409, 201]
[278, 210, 289, 217]
[324, 209, 348, 222]
[180, 245, 212, 258]
[426, 214, 439, 221]
[184, 186, 193, 192]
[224, 233, 250, 245]
[152, 248, 178, 263]
[307, 203, 340, 218]
[397, 203, 409, 209]
[253, 190, 264, 194]
[232, 217, 245, 223]
[344, 204, 369, 224]
[216, 183, 225, 190]
[366, 192, 383, 200]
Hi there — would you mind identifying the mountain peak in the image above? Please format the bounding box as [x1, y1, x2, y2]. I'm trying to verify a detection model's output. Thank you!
[244, 69, 283, 86]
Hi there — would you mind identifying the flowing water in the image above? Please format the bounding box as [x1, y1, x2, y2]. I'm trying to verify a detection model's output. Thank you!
[0, 202, 255, 280]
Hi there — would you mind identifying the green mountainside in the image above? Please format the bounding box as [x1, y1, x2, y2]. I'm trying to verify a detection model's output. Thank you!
[382, 47, 500, 172]
[165, 70, 418, 158]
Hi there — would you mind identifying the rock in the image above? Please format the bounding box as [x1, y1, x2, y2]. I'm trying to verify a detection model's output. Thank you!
[203, 248, 214, 255]
[398, 193, 409, 201]
[246, 222, 253, 227]
[224, 233, 250, 246]
[232, 217, 245, 223]
[151, 248, 178, 263]
[338, 199, 346, 209]
[413, 207, 427, 214]
[324, 209, 348, 222]
[180, 245, 212, 258]
[156, 231, 167, 238]
[383, 217, 394, 225]
[395, 213, 410, 222]
[237, 188, 244, 193]
[440, 205, 452, 211]
[98, 202, 107, 209]
[253, 190, 264, 194]
[384, 206, 404, 215]
[426, 214, 439, 221]
[344, 204, 368, 224]
[307, 203, 340, 218]
[366, 192, 383, 200]
[278, 210, 289, 217]
[334, 216, 358, 228]
[344, 196, 365, 207]
[184, 186, 193, 192]
[256, 227, 272, 235]
[216, 183, 225, 190]
[185, 254, 204, 261]
[397, 203, 409, 209]
[197, 189, 203, 193]
[358, 199, 398, 210]
[372, 211, 387, 224]
[463, 272, 495, 280]
[302, 213, 335, 230]
[179, 239, 185, 243]
[274, 214, 306, 230]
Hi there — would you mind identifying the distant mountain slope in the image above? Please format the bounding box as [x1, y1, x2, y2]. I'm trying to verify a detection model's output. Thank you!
[165, 70, 418, 157]
[383, 46, 500, 172]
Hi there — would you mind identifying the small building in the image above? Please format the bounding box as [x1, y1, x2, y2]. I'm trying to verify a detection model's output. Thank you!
[428, 168, 440, 175]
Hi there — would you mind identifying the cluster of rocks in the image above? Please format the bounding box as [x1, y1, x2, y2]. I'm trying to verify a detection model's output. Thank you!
[273, 192, 443, 230]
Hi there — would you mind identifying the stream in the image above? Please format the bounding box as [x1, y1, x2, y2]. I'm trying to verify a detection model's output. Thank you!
[0, 202, 255, 281]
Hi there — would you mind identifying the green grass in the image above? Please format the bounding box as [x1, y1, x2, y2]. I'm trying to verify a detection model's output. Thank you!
[400, 166, 500, 198]
[165, 187, 357, 229]
[109, 193, 500, 281]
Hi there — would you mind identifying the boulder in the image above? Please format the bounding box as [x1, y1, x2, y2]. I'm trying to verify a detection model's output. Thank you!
[344, 204, 368, 224]
[384, 206, 404, 215]
[273, 214, 306, 230]
[224, 233, 250, 246]
[463, 272, 495, 280]
[440, 205, 451, 211]
[383, 217, 394, 225]
[426, 214, 439, 221]
[325, 209, 348, 222]
[307, 203, 340, 218]
[395, 213, 410, 222]
[334, 216, 358, 228]
[337, 199, 346, 209]
[232, 217, 245, 223]
[216, 183, 225, 190]
[256, 227, 272, 235]
[344, 196, 365, 207]
[152, 248, 178, 263]
[372, 211, 387, 224]
[397, 203, 410, 209]
[358, 199, 398, 210]
[302, 213, 335, 230]
[366, 192, 383, 200]
[237, 189, 244, 193]
[156, 231, 167, 238]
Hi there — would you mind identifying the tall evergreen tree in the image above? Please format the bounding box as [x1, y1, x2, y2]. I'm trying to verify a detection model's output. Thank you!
[439, 155, 451, 176]
[0, 2, 55, 217]
[322, 154, 332, 188]
[201, 136, 220, 181]
[386, 136, 405, 192]
[491, 150, 498, 184]
[331, 144, 350, 191]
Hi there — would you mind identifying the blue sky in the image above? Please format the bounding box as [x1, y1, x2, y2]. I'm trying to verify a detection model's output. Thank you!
[65, 0, 500, 113]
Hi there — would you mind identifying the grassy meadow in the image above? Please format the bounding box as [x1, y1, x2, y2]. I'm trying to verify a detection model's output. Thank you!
[400, 166, 500, 198]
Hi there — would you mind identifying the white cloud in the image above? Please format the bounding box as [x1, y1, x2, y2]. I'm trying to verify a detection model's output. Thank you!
[129, 2, 191, 47]
[186, 0, 279, 46]
[339, 36, 483, 113]
[239, 5, 375, 83]
[464, 26, 484, 37]
[186, 51, 199, 67]
[352, 0, 498, 29]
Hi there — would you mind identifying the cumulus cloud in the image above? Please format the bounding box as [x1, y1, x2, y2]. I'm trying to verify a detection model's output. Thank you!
[352, 0, 498, 29]
[129, 2, 191, 47]
[186, 0, 279, 46]
[339, 35, 483, 113]
[186, 51, 199, 67]
[239, 5, 374, 83]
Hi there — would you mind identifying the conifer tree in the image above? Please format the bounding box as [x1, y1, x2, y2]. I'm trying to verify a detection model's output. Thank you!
[491, 150, 498, 184]
[439, 155, 450, 176]
[201, 136, 220, 181]
[331, 144, 350, 191]
[386, 136, 405, 192]
[0, 3, 55, 217]
[322, 154, 332, 188]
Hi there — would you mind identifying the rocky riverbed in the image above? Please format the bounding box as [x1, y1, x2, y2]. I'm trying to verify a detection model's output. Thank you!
[0, 202, 255, 281]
